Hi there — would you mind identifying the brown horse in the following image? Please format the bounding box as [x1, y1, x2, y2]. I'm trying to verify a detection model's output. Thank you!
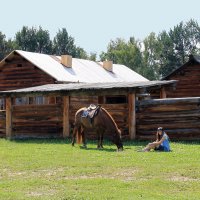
[71, 106, 123, 151]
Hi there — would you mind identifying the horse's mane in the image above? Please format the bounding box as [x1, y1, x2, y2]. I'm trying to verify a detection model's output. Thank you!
[101, 107, 120, 132]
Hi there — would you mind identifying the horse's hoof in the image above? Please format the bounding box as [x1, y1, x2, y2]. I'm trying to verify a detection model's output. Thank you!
[117, 148, 123, 152]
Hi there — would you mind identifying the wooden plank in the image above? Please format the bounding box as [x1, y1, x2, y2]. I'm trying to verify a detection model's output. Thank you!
[63, 96, 70, 138]
[160, 87, 166, 98]
[139, 97, 200, 106]
[128, 92, 136, 140]
[6, 97, 12, 139]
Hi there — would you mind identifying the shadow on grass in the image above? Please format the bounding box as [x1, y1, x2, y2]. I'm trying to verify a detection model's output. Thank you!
[9, 138, 147, 147]
[171, 140, 200, 145]
[9, 138, 71, 145]
[79, 146, 117, 152]
[8, 138, 200, 148]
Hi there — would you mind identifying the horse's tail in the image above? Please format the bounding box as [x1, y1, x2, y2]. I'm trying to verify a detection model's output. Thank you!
[73, 107, 86, 145]
[76, 127, 82, 144]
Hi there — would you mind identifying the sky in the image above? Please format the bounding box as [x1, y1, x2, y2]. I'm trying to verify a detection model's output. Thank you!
[1, 0, 200, 55]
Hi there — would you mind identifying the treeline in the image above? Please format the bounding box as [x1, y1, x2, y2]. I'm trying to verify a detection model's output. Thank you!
[0, 27, 92, 61]
[100, 19, 200, 79]
[1, 19, 200, 80]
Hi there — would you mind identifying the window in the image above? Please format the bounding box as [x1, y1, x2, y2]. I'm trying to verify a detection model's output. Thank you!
[35, 96, 44, 105]
[14, 96, 62, 105]
[105, 95, 127, 104]
[98, 96, 104, 104]
[0, 98, 5, 110]
[15, 97, 29, 105]
[56, 97, 62, 104]
[17, 64, 22, 67]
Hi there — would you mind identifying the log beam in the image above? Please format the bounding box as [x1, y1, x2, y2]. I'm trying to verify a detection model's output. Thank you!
[6, 97, 12, 139]
[160, 87, 167, 98]
[63, 96, 70, 138]
[128, 92, 136, 140]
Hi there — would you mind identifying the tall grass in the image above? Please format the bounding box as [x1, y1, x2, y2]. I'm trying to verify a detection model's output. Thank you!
[0, 139, 200, 199]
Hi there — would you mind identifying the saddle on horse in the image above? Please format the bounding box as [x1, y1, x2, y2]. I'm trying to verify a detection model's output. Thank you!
[81, 104, 101, 124]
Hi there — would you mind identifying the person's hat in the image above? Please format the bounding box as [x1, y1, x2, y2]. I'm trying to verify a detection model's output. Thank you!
[157, 127, 163, 131]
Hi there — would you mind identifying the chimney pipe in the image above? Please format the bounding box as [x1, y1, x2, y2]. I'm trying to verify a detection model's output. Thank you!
[103, 60, 113, 72]
[61, 55, 72, 68]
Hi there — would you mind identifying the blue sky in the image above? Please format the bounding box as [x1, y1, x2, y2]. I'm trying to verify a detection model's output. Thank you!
[1, 0, 200, 54]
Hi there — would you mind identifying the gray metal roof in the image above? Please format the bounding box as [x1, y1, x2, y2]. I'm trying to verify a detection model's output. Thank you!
[0, 50, 148, 83]
[0, 80, 177, 97]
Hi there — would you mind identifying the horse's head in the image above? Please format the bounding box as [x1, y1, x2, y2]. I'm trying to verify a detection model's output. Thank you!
[115, 129, 123, 151]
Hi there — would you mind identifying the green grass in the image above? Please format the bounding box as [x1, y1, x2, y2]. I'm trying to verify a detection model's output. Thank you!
[0, 139, 200, 200]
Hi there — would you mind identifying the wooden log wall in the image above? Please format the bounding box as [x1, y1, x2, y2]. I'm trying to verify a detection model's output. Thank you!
[0, 54, 55, 91]
[12, 104, 63, 138]
[136, 97, 200, 140]
[2, 95, 129, 140]
[0, 111, 6, 138]
[166, 64, 200, 97]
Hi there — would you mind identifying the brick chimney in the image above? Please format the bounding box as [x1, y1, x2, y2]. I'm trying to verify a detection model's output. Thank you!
[61, 55, 72, 68]
[103, 60, 113, 72]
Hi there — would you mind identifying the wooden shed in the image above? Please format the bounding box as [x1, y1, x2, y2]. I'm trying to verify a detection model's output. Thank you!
[163, 55, 200, 98]
[0, 81, 176, 140]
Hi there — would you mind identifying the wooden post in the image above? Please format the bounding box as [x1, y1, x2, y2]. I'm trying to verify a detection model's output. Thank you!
[63, 96, 70, 138]
[6, 97, 12, 139]
[160, 87, 167, 99]
[128, 92, 136, 140]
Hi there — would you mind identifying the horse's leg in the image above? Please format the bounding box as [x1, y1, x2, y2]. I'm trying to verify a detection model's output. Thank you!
[97, 130, 103, 149]
[96, 130, 101, 149]
[72, 126, 78, 146]
[81, 129, 87, 148]
[100, 132, 104, 149]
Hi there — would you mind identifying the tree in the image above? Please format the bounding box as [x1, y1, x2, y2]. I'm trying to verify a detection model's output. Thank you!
[143, 32, 161, 79]
[169, 19, 200, 64]
[15, 26, 52, 53]
[157, 31, 177, 78]
[53, 28, 77, 56]
[0, 32, 15, 60]
[15, 26, 37, 51]
[35, 26, 52, 54]
[157, 19, 200, 78]
[75, 47, 88, 59]
[53, 28, 88, 59]
[100, 37, 144, 75]
[88, 52, 97, 61]
[0, 32, 7, 60]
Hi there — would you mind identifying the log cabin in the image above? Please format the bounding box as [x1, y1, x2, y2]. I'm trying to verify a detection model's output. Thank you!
[163, 55, 200, 98]
[0, 50, 176, 139]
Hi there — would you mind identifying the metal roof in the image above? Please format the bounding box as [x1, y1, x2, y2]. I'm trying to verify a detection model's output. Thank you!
[0, 50, 149, 83]
[0, 80, 177, 97]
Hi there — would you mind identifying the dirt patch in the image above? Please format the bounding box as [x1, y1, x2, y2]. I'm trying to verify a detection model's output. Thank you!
[32, 168, 65, 177]
[2, 167, 65, 179]
[63, 168, 139, 181]
[27, 189, 56, 197]
[169, 176, 199, 182]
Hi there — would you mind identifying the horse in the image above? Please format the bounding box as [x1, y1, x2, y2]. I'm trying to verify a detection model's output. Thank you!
[71, 106, 123, 151]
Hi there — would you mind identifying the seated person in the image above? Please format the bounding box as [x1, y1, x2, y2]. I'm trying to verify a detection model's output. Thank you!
[141, 127, 171, 152]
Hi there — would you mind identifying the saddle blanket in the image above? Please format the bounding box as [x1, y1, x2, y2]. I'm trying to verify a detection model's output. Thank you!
[81, 104, 100, 119]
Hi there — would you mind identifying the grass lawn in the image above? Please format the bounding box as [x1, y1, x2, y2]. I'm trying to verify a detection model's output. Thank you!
[0, 139, 200, 200]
